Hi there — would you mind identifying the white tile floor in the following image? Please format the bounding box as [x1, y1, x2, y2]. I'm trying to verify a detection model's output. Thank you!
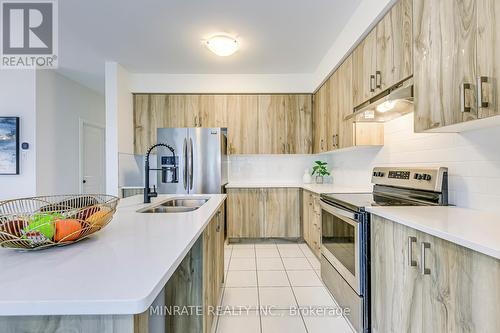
[216, 241, 355, 333]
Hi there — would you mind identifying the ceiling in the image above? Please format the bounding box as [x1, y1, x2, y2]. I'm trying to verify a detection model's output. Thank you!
[57, 0, 362, 92]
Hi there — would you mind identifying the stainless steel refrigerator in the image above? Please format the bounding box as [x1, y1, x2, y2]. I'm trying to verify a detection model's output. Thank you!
[156, 128, 228, 194]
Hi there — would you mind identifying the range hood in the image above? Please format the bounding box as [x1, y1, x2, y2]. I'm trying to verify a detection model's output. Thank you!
[345, 78, 413, 123]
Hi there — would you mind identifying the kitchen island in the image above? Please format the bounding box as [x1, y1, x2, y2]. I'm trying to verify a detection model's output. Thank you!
[0, 194, 226, 332]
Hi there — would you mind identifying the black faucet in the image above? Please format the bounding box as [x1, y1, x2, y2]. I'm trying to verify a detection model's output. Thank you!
[144, 143, 176, 204]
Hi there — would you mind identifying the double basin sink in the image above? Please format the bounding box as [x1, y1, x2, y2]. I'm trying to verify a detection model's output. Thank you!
[138, 197, 209, 213]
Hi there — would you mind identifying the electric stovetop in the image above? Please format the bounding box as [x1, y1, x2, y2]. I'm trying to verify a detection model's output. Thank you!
[320, 192, 425, 212]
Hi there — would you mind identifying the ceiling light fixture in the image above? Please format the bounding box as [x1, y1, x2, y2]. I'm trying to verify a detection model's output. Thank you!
[204, 35, 239, 56]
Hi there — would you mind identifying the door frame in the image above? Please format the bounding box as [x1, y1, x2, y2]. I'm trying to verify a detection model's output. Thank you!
[79, 118, 106, 194]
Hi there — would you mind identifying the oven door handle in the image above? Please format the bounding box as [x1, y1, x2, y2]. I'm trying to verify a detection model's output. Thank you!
[320, 200, 358, 221]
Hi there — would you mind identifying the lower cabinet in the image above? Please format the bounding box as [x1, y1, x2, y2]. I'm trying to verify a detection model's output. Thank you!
[371, 214, 500, 333]
[302, 190, 321, 258]
[203, 205, 225, 333]
[227, 188, 300, 239]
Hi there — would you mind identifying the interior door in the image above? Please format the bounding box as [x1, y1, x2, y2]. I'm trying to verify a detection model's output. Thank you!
[81, 121, 105, 194]
[189, 128, 222, 194]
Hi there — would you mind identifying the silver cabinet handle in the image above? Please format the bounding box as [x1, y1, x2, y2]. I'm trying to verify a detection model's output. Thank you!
[407, 236, 417, 267]
[375, 71, 382, 89]
[369, 75, 375, 92]
[182, 138, 188, 190]
[477, 76, 489, 108]
[421, 242, 431, 275]
[332, 134, 339, 148]
[282, 143, 286, 154]
[460, 83, 472, 113]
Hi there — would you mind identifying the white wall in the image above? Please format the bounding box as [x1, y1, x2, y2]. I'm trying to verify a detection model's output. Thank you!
[325, 113, 500, 211]
[129, 73, 313, 94]
[35, 70, 105, 196]
[105, 62, 134, 196]
[311, 0, 395, 91]
[0, 70, 37, 200]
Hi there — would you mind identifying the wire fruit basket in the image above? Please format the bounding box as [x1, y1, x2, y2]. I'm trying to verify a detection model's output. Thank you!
[0, 194, 119, 250]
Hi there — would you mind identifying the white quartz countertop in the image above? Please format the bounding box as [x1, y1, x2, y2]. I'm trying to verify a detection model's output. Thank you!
[366, 206, 500, 260]
[226, 182, 372, 194]
[0, 194, 226, 316]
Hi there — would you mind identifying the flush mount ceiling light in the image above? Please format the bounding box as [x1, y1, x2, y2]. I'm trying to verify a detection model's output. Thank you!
[204, 35, 239, 56]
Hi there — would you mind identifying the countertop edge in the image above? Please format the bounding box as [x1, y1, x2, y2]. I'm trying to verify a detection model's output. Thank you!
[366, 206, 500, 260]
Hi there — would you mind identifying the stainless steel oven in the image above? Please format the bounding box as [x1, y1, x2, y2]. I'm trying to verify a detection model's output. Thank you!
[320, 201, 362, 294]
[320, 167, 449, 333]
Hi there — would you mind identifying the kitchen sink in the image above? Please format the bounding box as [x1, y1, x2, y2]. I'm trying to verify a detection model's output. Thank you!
[139, 206, 199, 213]
[137, 197, 209, 213]
[159, 198, 209, 208]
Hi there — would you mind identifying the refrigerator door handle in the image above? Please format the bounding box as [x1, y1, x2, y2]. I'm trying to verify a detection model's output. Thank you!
[183, 138, 188, 190]
[189, 137, 194, 190]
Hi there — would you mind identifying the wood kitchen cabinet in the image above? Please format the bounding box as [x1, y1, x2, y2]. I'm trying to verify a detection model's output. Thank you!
[414, 0, 500, 132]
[258, 95, 288, 154]
[313, 79, 330, 153]
[259, 95, 313, 154]
[352, 29, 377, 107]
[413, 0, 478, 131]
[313, 55, 384, 153]
[227, 188, 301, 240]
[226, 95, 260, 154]
[302, 190, 321, 258]
[371, 214, 500, 333]
[353, 0, 412, 108]
[375, 0, 413, 92]
[134, 93, 312, 155]
[227, 188, 264, 238]
[199, 95, 228, 128]
[264, 188, 300, 238]
[203, 205, 225, 333]
[477, 0, 500, 119]
[285, 95, 313, 154]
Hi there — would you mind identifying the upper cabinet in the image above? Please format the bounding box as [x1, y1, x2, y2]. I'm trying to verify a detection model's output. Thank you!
[353, 0, 413, 108]
[352, 30, 378, 107]
[477, 0, 500, 119]
[134, 94, 312, 155]
[227, 95, 260, 154]
[413, 0, 499, 132]
[413, 0, 478, 131]
[313, 54, 384, 154]
[313, 80, 330, 153]
[285, 95, 313, 154]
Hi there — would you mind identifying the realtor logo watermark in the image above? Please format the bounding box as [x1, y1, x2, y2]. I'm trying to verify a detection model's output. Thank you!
[1, 0, 58, 68]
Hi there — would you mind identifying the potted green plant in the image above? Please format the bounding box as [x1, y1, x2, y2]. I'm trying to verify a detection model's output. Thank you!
[311, 160, 330, 184]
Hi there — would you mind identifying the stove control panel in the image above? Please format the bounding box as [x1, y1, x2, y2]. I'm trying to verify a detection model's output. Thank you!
[371, 167, 448, 192]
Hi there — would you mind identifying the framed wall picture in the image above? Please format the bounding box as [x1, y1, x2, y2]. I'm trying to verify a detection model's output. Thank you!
[0, 117, 20, 175]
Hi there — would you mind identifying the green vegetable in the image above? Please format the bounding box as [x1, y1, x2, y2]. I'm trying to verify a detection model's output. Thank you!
[25, 213, 60, 240]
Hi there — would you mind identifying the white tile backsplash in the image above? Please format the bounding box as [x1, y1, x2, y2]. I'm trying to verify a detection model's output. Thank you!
[325, 113, 500, 211]
[228, 155, 327, 184]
